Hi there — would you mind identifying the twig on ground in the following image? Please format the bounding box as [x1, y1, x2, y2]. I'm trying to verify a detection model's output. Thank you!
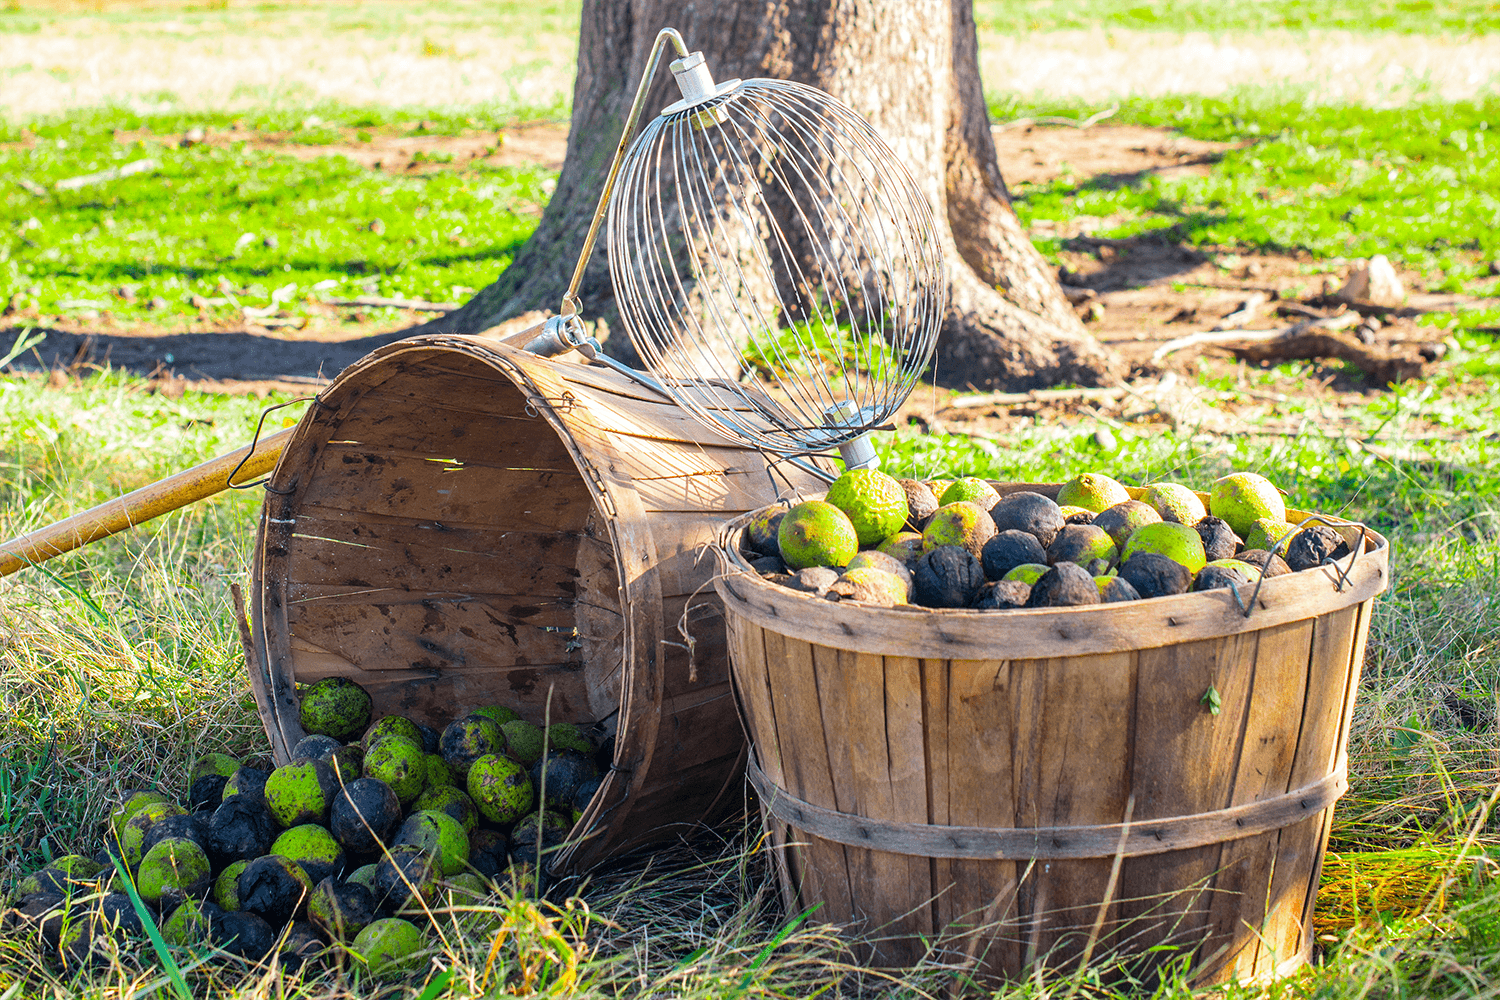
[15, 177, 48, 196]
[1152, 312, 1361, 362]
[1211, 292, 1268, 331]
[1275, 301, 1334, 321]
[1229, 328, 1426, 384]
[327, 295, 459, 312]
[945, 386, 1128, 410]
[53, 158, 160, 191]
[993, 105, 1119, 132]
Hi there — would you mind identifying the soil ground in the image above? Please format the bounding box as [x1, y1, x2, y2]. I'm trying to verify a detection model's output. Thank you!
[9, 121, 1494, 451]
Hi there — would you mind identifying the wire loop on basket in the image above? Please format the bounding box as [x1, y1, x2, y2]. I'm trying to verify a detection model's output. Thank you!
[1239, 512, 1370, 618]
[228, 396, 312, 493]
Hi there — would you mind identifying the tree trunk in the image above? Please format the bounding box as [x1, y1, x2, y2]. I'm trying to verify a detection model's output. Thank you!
[430, 0, 1122, 392]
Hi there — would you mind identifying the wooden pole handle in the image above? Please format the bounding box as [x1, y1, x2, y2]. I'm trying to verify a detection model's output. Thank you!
[0, 426, 294, 578]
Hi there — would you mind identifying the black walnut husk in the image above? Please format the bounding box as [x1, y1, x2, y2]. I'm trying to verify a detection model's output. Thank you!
[280, 920, 325, 970]
[528, 750, 600, 810]
[1118, 553, 1193, 599]
[1025, 562, 1101, 607]
[307, 877, 377, 943]
[372, 844, 437, 916]
[980, 529, 1047, 582]
[1284, 525, 1350, 572]
[416, 724, 442, 755]
[913, 545, 986, 608]
[1195, 516, 1241, 562]
[95, 893, 144, 935]
[237, 856, 308, 927]
[142, 813, 211, 860]
[1235, 549, 1293, 577]
[1046, 524, 1114, 567]
[207, 797, 277, 867]
[1099, 576, 1141, 602]
[222, 766, 271, 806]
[330, 778, 402, 856]
[899, 479, 940, 531]
[788, 567, 840, 595]
[212, 910, 277, 960]
[468, 829, 509, 879]
[1191, 564, 1250, 592]
[510, 813, 569, 867]
[291, 735, 342, 761]
[189, 774, 230, 813]
[975, 580, 1031, 610]
[989, 492, 1065, 548]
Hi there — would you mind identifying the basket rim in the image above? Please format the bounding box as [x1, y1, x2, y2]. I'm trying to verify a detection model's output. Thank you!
[712, 483, 1389, 660]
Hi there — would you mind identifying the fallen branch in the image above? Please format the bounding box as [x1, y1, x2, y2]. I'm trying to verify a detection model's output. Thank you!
[16, 177, 48, 197]
[1152, 312, 1360, 362]
[993, 106, 1119, 133]
[53, 158, 160, 191]
[1275, 301, 1333, 321]
[946, 386, 1129, 410]
[1229, 330, 1427, 384]
[1211, 292, 1267, 331]
[328, 295, 459, 312]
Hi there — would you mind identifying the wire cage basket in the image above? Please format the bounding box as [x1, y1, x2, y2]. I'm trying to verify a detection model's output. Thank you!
[525, 30, 945, 476]
[609, 75, 945, 462]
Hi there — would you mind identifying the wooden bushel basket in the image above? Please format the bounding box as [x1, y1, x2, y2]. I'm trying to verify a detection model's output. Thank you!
[241, 334, 827, 872]
[715, 483, 1387, 985]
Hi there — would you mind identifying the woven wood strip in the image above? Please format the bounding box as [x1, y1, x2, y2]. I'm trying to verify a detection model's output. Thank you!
[747, 755, 1347, 860]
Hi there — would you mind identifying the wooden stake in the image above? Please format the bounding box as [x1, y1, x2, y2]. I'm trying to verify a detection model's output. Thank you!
[0, 427, 293, 578]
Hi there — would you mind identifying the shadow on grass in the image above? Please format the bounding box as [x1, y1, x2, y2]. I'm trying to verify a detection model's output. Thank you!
[1, 325, 421, 382]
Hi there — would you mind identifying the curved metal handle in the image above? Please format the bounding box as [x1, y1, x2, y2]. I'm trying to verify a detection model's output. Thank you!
[559, 27, 691, 319]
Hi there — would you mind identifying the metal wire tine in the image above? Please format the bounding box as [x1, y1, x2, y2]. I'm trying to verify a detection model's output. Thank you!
[713, 101, 845, 425]
[749, 94, 867, 407]
[752, 99, 888, 425]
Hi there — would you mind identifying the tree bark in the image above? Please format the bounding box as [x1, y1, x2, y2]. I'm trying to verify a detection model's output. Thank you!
[430, 0, 1122, 392]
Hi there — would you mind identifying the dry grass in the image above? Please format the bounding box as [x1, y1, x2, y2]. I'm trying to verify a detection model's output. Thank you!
[0, 1, 580, 121]
[4, 2, 1499, 121]
[978, 30, 1500, 104]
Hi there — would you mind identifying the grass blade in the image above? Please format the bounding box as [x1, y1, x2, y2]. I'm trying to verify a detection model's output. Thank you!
[415, 967, 455, 1000]
[109, 854, 192, 1000]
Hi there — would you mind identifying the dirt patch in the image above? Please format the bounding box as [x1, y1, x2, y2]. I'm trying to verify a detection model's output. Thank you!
[992, 122, 1242, 187]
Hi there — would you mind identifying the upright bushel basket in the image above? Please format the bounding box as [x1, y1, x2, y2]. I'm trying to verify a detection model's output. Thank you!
[716, 483, 1387, 985]
[241, 334, 827, 872]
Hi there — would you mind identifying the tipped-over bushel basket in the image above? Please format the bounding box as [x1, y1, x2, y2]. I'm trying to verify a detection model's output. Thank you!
[241, 334, 828, 873]
[715, 483, 1387, 986]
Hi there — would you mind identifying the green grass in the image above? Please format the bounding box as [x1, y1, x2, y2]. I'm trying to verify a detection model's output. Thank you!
[973, 0, 1500, 34]
[3, 357, 1500, 995]
[1, 107, 556, 327]
[995, 91, 1500, 285]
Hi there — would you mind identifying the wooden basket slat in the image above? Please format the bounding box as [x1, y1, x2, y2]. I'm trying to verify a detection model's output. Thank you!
[295, 450, 591, 529]
[1200, 619, 1315, 979]
[1012, 650, 1135, 970]
[288, 503, 577, 537]
[249, 335, 830, 873]
[1243, 607, 1360, 977]
[283, 516, 588, 594]
[939, 656, 1023, 975]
